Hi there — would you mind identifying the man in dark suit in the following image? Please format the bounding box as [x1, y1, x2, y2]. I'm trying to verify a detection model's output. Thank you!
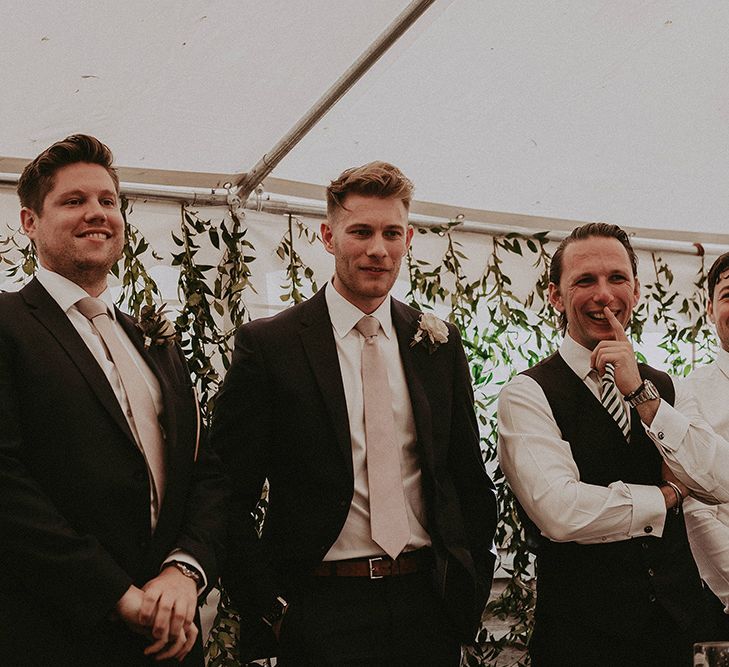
[211, 161, 497, 665]
[0, 135, 227, 666]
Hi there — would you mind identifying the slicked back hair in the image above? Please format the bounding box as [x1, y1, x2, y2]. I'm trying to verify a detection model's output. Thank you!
[549, 222, 638, 333]
[17, 134, 119, 214]
[326, 161, 414, 222]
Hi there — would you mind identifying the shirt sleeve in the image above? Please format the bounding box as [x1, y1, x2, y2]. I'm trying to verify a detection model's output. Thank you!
[684, 497, 729, 612]
[497, 374, 666, 544]
[641, 377, 729, 504]
[163, 549, 207, 592]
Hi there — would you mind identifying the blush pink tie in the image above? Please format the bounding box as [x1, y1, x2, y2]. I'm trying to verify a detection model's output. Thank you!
[76, 297, 166, 509]
[355, 315, 410, 559]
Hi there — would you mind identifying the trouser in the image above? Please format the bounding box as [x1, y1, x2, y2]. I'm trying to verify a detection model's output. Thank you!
[276, 568, 461, 667]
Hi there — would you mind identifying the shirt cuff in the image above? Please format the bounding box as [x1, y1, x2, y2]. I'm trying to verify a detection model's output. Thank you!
[163, 549, 207, 592]
[626, 483, 667, 538]
[642, 399, 689, 454]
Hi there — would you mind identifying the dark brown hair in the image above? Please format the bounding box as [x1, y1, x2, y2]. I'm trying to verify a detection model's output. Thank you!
[17, 134, 119, 213]
[707, 252, 729, 300]
[326, 161, 414, 221]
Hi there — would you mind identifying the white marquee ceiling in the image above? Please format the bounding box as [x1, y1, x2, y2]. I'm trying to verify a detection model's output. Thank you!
[2, 1, 728, 243]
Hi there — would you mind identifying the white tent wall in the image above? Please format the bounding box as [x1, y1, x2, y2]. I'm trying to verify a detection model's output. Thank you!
[1, 183, 719, 375]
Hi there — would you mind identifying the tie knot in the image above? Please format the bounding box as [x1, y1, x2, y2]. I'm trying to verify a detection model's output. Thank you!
[355, 315, 380, 339]
[76, 296, 109, 321]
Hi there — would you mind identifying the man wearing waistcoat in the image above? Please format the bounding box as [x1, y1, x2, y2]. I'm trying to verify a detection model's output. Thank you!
[211, 161, 497, 665]
[498, 223, 729, 666]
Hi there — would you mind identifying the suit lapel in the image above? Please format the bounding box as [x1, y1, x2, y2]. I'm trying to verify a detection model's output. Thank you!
[299, 289, 354, 477]
[391, 300, 436, 474]
[21, 279, 136, 445]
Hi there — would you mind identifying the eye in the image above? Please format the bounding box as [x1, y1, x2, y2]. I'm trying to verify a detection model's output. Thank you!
[65, 198, 81, 205]
[609, 274, 628, 283]
[384, 230, 403, 239]
[101, 197, 117, 207]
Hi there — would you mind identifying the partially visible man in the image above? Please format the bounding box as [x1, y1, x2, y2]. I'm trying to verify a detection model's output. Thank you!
[683, 252, 729, 633]
[211, 161, 497, 665]
[0, 135, 227, 666]
[498, 223, 729, 666]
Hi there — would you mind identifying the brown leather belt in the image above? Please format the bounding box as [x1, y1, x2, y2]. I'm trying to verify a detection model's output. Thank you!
[311, 549, 432, 579]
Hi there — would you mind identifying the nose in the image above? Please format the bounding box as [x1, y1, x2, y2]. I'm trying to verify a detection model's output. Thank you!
[84, 199, 107, 222]
[592, 279, 613, 305]
[365, 233, 387, 258]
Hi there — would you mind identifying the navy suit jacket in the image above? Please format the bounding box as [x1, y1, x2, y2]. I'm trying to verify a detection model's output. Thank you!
[0, 278, 227, 666]
[211, 287, 497, 645]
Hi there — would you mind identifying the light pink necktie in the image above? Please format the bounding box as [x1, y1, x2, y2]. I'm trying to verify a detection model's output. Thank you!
[355, 315, 409, 559]
[76, 297, 166, 509]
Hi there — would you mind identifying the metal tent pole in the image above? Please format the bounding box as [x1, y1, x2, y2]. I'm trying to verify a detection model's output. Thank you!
[233, 0, 436, 201]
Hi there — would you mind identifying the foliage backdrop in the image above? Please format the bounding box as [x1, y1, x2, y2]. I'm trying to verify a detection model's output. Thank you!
[0, 194, 717, 666]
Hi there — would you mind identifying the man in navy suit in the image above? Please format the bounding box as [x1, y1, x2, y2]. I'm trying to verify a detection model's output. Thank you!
[211, 161, 497, 665]
[0, 135, 227, 666]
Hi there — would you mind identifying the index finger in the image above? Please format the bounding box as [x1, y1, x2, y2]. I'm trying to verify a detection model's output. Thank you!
[603, 306, 628, 342]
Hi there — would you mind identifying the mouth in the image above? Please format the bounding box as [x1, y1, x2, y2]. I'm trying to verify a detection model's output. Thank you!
[78, 231, 111, 240]
[360, 266, 389, 274]
[588, 310, 619, 322]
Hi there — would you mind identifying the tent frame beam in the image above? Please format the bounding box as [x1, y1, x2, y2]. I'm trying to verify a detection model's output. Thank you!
[234, 0, 436, 200]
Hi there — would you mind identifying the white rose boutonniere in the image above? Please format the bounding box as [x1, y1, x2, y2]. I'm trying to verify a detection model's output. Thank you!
[136, 304, 179, 349]
[410, 312, 449, 354]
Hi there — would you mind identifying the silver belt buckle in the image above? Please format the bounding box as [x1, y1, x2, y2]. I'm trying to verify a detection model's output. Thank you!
[368, 556, 384, 579]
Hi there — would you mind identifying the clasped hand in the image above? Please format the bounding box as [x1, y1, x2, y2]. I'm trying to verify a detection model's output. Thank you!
[115, 566, 199, 662]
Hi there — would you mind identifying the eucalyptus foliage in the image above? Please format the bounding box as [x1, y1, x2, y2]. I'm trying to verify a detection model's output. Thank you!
[0, 198, 715, 667]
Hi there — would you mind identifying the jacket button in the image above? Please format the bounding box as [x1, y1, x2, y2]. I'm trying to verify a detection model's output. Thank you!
[649, 594, 656, 603]
[644, 525, 653, 534]
[657, 431, 665, 440]
[641, 542, 649, 549]
[648, 568, 655, 577]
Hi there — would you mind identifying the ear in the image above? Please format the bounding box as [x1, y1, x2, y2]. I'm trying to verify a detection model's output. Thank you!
[708, 297, 716, 325]
[20, 208, 38, 239]
[405, 225, 414, 249]
[547, 282, 564, 313]
[320, 221, 335, 255]
[632, 276, 641, 307]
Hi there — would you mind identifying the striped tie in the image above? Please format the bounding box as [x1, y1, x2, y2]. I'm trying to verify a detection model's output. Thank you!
[601, 363, 630, 440]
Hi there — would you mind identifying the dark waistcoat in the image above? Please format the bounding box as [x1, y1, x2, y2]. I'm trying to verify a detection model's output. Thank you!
[521, 352, 705, 638]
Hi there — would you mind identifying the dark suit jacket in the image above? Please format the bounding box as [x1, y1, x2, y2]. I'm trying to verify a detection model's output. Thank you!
[211, 287, 497, 647]
[0, 278, 228, 667]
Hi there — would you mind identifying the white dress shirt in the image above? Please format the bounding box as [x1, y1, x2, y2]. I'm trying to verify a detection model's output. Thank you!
[324, 283, 431, 560]
[35, 267, 205, 586]
[683, 347, 729, 611]
[497, 333, 729, 545]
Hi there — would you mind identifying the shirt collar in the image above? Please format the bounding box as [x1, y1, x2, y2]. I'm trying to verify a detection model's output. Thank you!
[324, 281, 393, 339]
[716, 345, 729, 379]
[559, 332, 595, 381]
[36, 265, 117, 320]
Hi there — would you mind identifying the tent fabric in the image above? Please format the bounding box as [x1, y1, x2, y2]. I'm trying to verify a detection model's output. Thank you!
[2, 1, 729, 242]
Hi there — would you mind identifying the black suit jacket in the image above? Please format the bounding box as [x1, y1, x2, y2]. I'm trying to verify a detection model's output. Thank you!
[0, 278, 227, 666]
[211, 287, 497, 645]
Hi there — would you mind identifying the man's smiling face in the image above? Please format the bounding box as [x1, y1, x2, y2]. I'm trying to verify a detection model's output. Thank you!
[548, 235, 640, 350]
[21, 161, 124, 291]
[321, 193, 413, 314]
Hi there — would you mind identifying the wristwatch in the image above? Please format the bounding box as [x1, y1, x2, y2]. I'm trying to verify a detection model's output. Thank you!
[167, 560, 203, 588]
[624, 379, 660, 407]
[261, 596, 289, 627]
